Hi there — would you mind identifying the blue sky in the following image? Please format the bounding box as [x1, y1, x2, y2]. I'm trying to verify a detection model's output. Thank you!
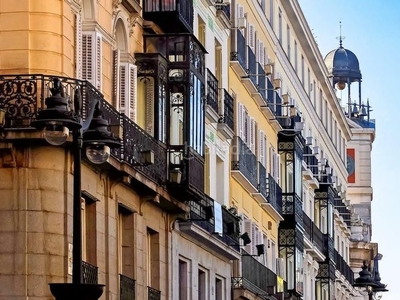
[298, 1, 400, 298]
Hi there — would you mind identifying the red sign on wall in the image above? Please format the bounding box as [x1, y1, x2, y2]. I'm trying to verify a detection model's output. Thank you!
[347, 148, 355, 183]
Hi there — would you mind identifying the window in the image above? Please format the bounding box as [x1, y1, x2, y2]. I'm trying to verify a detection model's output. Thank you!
[215, 39, 222, 83]
[260, 0, 266, 13]
[118, 206, 135, 277]
[313, 80, 316, 107]
[269, 0, 274, 28]
[301, 55, 304, 84]
[198, 268, 207, 300]
[147, 228, 160, 289]
[198, 17, 206, 46]
[278, 9, 282, 42]
[81, 196, 97, 264]
[215, 277, 224, 300]
[179, 260, 188, 300]
[204, 146, 210, 195]
[287, 25, 291, 60]
[294, 41, 298, 73]
[307, 68, 311, 95]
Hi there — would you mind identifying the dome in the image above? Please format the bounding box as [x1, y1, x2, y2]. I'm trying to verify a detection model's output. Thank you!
[324, 46, 362, 82]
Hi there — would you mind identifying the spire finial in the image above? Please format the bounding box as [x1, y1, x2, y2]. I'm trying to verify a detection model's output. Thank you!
[336, 21, 345, 47]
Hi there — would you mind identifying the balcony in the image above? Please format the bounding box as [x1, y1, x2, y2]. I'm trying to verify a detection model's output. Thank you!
[240, 46, 258, 95]
[82, 261, 98, 284]
[232, 252, 277, 299]
[215, 2, 231, 27]
[266, 174, 283, 217]
[334, 249, 354, 285]
[230, 29, 247, 77]
[206, 68, 219, 122]
[120, 114, 168, 185]
[302, 212, 325, 262]
[254, 63, 267, 105]
[231, 136, 258, 193]
[143, 0, 193, 33]
[217, 89, 235, 139]
[147, 286, 161, 300]
[120, 274, 136, 300]
[180, 195, 240, 259]
[334, 198, 351, 228]
[282, 193, 303, 226]
[168, 146, 204, 200]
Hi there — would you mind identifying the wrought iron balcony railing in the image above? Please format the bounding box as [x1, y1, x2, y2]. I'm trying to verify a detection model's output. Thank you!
[240, 252, 277, 296]
[230, 29, 247, 71]
[82, 261, 98, 284]
[147, 286, 161, 300]
[258, 162, 268, 199]
[206, 69, 219, 114]
[143, 0, 193, 33]
[266, 174, 283, 215]
[257, 63, 267, 102]
[232, 136, 258, 190]
[302, 211, 312, 241]
[120, 274, 136, 300]
[334, 198, 351, 228]
[168, 145, 204, 199]
[216, 2, 230, 19]
[334, 249, 354, 284]
[218, 89, 234, 131]
[303, 145, 319, 176]
[312, 223, 325, 253]
[188, 195, 240, 250]
[247, 46, 257, 87]
[0, 74, 168, 185]
[266, 77, 275, 104]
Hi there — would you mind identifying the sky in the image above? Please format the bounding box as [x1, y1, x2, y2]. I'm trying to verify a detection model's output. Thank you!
[297, 1, 400, 299]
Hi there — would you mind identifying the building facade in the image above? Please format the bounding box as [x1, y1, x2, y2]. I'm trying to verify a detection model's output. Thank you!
[0, 0, 383, 300]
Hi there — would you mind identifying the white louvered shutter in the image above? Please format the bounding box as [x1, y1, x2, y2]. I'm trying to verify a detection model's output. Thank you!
[276, 153, 281, 184]
[119, 63, 137, 121]
[259, 130, 264, 164]
[249, 118, 256, 153]
[237, 5, 245, 35]
[243, 106, 248, 143]
[258, 41, 265, 65]
[74, 13, 82, 79]
[257, 230, 264, 263]
[248, 24, 255, 49]
[237, 102, 244, 139]
[96, 34, 102, 90]
[251, 223, 257, 255]
[112, 50, 121, 108]
[82, 32, 102, 90]
[270, 146, 275, 176]
[244, 219, 252, 254]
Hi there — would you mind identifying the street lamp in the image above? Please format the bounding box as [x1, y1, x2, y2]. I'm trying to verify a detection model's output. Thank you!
[352, 261, 380, 300]
[32, 78, 121, 300]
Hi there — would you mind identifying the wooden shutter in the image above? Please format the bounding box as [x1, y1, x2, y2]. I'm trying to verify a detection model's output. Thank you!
[244, 219, 252, 254]
[82, 32, 102, 90]
[259, 130, 264, 164]
[82, 33, 93, 82]
[74, 13, 82, 79]
[112, 50, 121, 108]
[249, 117, 256, 153]
[119, 63, 137, 121]
[248, 24, 255, 49]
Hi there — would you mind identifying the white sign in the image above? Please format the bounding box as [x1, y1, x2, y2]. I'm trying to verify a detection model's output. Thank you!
[214, 201, 223, 236]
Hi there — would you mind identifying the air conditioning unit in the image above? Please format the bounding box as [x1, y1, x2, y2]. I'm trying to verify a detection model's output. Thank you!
[313, 146, 320, 155]
[305, 136, 313, 146]
[238, 17, 247, 29]
[273, 78, 281, 90]
[264, 63, 273, 75]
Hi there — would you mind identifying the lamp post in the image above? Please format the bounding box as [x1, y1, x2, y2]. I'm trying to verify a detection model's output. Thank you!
[32, 78, 121, 300]
[352, 261, 378, 300]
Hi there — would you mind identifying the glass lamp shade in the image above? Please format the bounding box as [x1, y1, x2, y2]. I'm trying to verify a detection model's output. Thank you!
[336, 81, 346, 90]
[43, 122, 70, 146]
[86, 143, 111, 164]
